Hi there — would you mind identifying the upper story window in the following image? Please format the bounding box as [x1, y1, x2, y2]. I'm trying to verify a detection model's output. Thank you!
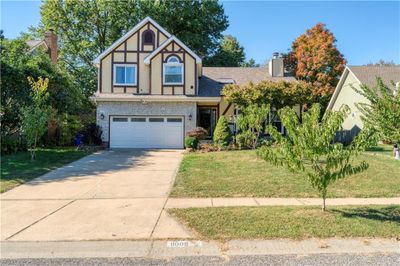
[113, 64, 137, 86]
[163, 56, 183, 85]
[142, 29, 154, 45]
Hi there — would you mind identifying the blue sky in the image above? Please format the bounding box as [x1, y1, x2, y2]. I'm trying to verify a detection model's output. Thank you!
[1, 0, 399, 65]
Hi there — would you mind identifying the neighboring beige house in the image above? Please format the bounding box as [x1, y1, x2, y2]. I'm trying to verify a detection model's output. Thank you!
[93, 17, 294, 148]
[327, 65, 400, 141]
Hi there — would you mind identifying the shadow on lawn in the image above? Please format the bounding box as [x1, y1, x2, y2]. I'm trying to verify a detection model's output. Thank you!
[331, 206, 400, 224]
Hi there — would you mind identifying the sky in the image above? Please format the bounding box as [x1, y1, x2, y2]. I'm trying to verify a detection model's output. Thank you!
[1, 0, 399, 65]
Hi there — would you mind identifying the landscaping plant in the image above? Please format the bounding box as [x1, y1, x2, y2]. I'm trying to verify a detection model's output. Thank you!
[21, 77, 51, 160]
[184, 137, 199, 150]
[354, 78, 400, 144]
[236, 104, 270, 149]
[213, 116, 232, 148]
[257, 104, 376, 211]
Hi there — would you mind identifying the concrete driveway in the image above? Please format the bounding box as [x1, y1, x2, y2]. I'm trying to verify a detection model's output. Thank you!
[1, 149, 192, 241]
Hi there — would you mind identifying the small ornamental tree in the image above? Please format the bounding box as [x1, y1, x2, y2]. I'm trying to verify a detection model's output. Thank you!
[21, 77, 51, 160]
[257, 104, 376, 211]
[213, 116, 232, 148]
[236, 104, 270, 149]
[354, 78, 400, 144]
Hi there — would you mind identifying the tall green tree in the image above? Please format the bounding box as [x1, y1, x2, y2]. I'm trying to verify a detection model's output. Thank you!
[0, 37, 83, 137]
[286, 23, 346, 105]
[39, 0, 228, 95]
[21, 77, 52, 160]
[355, 78, 400, 144]
[204, 35, 245, 66]
[257, 104, 375, 211]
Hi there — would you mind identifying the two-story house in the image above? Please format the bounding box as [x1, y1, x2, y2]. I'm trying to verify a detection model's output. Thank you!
[93, 17, 294, 148]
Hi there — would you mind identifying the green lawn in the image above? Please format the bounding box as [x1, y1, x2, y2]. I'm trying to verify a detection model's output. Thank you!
[169, 205, 400, 240]
[1, 148, 91, 193]
[171, 145, 400, 198]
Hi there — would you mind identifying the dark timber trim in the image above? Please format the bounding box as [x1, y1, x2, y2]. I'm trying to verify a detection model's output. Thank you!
[222, 103, 232, 116]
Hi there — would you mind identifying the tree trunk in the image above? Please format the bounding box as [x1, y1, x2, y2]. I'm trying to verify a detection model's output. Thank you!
[322, 196, 326, 211]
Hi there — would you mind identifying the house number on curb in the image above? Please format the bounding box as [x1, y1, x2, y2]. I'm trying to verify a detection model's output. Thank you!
[167, 241, 203, 248]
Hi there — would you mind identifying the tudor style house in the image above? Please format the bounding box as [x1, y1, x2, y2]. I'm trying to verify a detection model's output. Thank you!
[93, 17, 294, 148]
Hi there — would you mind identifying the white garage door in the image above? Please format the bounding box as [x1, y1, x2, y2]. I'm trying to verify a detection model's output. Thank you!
[110, 116, 184, 148]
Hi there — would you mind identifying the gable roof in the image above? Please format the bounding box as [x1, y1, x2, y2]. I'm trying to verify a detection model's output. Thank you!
[92, 17, 172, 65]
[143, 36, 202, 64]
[198, 67, 296, 97]
[26, 40, 48, 53]
[348, 65, 400, 89]
[327, 65, 400, 110]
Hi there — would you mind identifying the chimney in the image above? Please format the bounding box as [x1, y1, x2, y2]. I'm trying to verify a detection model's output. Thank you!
[44, 29, 58, 64]
[268, 52, 284, 77]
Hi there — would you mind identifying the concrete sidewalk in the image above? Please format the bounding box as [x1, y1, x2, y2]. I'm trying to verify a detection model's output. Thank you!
[1, 238, 399, 259]
[165, 197, 400, 208]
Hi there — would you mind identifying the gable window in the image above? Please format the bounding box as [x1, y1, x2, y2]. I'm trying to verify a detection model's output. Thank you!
[163, 56, 183, 85]
[142, 29, 154, 45]
[113, 64, 137, 86]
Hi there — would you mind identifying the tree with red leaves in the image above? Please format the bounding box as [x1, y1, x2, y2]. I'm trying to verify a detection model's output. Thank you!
[286, 23, 346, 106]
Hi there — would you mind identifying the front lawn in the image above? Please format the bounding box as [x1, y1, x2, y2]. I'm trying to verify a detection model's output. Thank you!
[171, 145, 400, 198]
[169, 205, 400, 239]
[1, 148, 91, 193]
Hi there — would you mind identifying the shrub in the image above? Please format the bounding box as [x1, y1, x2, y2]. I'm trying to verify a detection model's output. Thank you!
[187, 127, 208, 140]
[184, 136, 198, 150]
[1, 134, 27, 154]
[57, 113, 83, 146]
[235, 131, 256, 150]
[80, 123, 103, 145]
[213, 116, 232, 148]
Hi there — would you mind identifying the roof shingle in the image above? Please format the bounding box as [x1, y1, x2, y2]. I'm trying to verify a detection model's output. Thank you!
[198, 67, 296, 97]
[348, 65, 400, 90]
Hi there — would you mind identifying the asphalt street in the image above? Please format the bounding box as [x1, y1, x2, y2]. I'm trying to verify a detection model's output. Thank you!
[2, 253, 400, 266]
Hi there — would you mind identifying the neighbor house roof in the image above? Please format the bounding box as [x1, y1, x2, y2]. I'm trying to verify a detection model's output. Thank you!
[144, 36, 202, 64]
[198, 67, 296, 97]
[327, 65, 400, 110]
[26, 40, 48, 53]
[93, 17, 172, 65]
[347, 65, 400, 90]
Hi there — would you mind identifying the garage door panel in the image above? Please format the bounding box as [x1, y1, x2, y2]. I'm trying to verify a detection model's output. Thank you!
[110, 116, 183, 149]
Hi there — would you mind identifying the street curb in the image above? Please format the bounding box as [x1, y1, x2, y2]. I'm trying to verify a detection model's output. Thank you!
[1, 238, 399, 259]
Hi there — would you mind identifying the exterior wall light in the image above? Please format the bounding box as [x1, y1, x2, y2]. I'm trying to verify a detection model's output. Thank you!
[188, 114, 193, 121]
[100, 113, 105, 120]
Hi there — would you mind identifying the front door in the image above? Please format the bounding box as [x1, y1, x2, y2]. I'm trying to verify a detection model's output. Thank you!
[197, 107, 217, 138]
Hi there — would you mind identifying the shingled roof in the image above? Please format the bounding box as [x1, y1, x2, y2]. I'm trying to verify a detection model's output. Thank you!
[348, 65, 400, 90]
[198, 67, 296, 97]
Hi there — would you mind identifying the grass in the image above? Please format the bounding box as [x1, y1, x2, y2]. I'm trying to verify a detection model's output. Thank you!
[1, 148, 91, 193]
[171, 145, 400, 198]
[169, 205, 400, 240]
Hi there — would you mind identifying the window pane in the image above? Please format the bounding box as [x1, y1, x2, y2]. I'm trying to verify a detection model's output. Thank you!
[131, 117, 146, 122]
[165, 74, 182, 83]
[167, 56, 179, 63]
[165, 65, 181, 74]
[167, 118, 182, 123]
[126, 66, 136, 84]
[115, 66, 125, 83]
[113, 117, 128, 122]
[149, 118, 164, 122]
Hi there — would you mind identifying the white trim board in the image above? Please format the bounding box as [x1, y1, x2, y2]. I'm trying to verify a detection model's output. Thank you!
[92, 17, 172, 65]
[144, 36, 202, 65]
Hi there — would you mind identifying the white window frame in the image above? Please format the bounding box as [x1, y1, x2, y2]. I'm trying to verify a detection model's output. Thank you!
[163, 56, 184, 85]
[113, 64, 137, 86]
